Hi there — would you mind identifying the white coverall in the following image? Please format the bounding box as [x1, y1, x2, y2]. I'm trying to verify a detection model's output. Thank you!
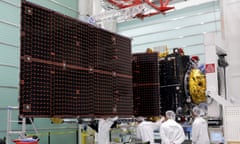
[192, 117, 210, 144]
[136, 120, 163, 144]
[160, 119, 185, 144]
[98, 117, 118, 144]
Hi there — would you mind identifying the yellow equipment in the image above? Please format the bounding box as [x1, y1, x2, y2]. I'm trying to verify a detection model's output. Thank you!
[146, 48, 153, 53]
[50, 117, 63, 124]
[81, 129, 95, 144]
[189, 69, 207, 104]
[158, 47, 169, 58]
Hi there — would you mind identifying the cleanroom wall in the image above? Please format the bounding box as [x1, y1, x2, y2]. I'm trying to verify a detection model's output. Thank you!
[117, 0, 221, 65]
[0, 0, 78, 144]
[0, 0, 21, 141]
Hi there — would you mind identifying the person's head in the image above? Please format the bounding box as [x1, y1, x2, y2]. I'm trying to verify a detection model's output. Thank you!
[192, 106, 201, 117]
[165, 110, 176, 120]
[136, 116, 145, 123]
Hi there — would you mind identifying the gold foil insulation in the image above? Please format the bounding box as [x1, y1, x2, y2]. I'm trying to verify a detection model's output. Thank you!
[189, 69, 206, 104]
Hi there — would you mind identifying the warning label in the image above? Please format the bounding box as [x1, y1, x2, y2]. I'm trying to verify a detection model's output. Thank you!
[205, 63, 215, 73]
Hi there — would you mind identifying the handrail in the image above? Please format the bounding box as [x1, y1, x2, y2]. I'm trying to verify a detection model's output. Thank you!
[0, 64, 19, 69]
[0, 41, 19, 48]
[0, 106, 19, 110]
[0, 20, 20, 28]
[0, 0, 20, 8]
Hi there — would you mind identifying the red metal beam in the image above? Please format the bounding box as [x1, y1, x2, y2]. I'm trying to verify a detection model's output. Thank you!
[144, 0, 174, 12]
[107, 0, 143, 9]
[106, 0, 174, 19]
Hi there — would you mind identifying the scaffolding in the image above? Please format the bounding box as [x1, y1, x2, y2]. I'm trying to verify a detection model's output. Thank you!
[6, 106, 25, 144]
[5, 106, 38, 144]
[93, 0, 175, 23]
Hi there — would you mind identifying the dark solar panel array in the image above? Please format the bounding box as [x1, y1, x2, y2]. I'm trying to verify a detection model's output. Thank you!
[132, 52, 190, 116]
[132, 53, 161, 117]
[159, 54, 190, 114]
[20, 1, 133, 118]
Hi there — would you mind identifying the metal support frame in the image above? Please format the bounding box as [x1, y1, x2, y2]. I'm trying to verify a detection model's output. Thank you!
[5, 106, 39, 144]
[94, 0, 218, 23]
[204, 33, 232, 106]
[6, 106, 26, 144]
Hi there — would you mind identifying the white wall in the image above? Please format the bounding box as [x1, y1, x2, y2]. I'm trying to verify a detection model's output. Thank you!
[223, 0, 240, 104]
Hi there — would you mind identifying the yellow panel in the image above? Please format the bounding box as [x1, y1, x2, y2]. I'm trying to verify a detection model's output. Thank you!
[189, 69, 206, 104]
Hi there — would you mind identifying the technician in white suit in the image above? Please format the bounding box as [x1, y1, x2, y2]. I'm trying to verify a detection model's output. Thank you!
[136, 116, 165, 144]
[98, 116, 118, 144]
[192, 106, 210, 144]
[160, 110, 185, 144]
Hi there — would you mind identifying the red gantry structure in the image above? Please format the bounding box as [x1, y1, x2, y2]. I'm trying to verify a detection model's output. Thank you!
[105, 0, 174, 18]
